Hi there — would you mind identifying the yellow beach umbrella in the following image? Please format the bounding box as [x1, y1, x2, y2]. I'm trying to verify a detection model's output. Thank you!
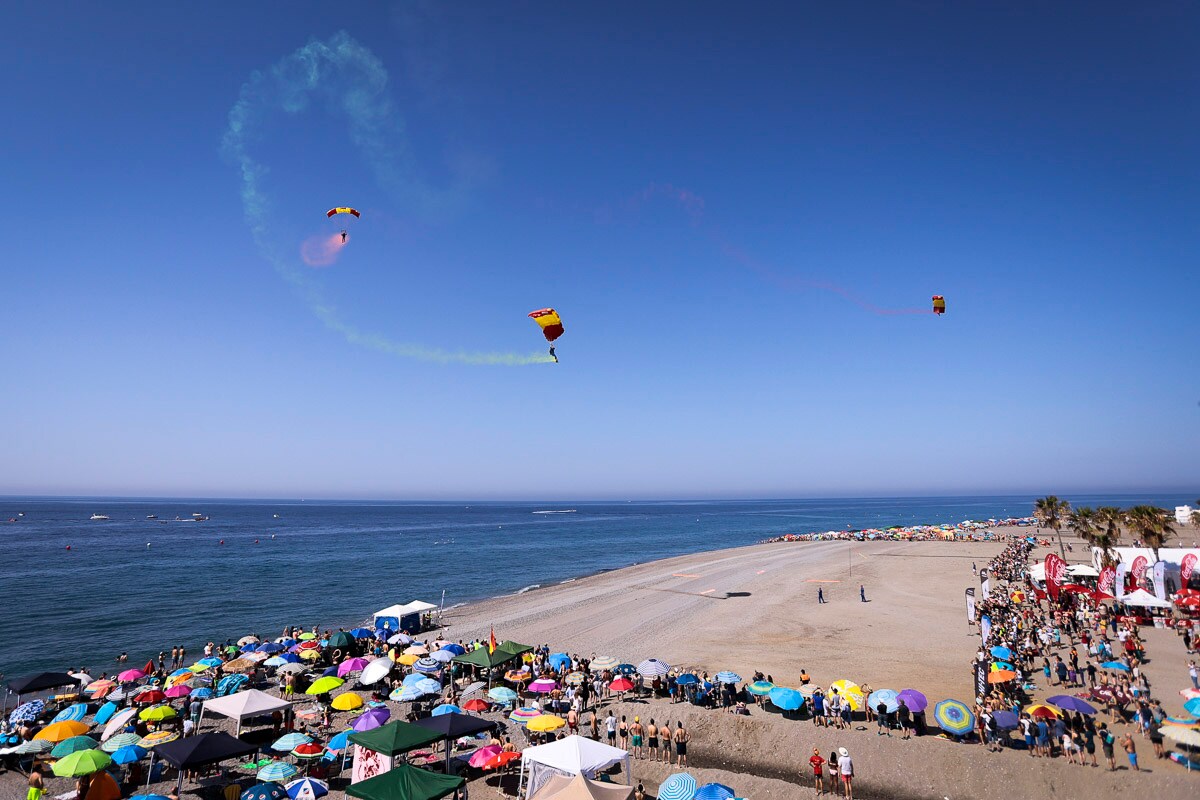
[35, 721, 89, 743]
[829, 680, 863, 711]
[298, 649, 320, 661]
[526, 714, 565, 733]
[331, 692, 363, 711]
[397, 654, 419, 666]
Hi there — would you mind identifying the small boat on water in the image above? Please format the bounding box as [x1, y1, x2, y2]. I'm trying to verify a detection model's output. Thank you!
[272, 513, 280, 519]
[146, 515, 158, 520]
[90, 514, 109, 521]
[191, 513, 210, 521]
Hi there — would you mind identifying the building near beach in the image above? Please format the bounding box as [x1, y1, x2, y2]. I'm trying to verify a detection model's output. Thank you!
[1176, 505, 1195, 525]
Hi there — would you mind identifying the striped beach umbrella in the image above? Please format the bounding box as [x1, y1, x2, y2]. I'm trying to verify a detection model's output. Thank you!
[102, 733, 142, 752]
[85, 680, 117, 698]
[258, 761, 300, 783]
[488, 687, 517, 703]
[459, 680, 487, 699]
[284, 778, 329, 800]
[637, 659, 671, 677]
[13, 739, 54, 755]
[933, 699, 975, 736]
[509, 707, 541, 726]
[412, 658, 442, 674]
[658, 772, 698, 800]
[271, 733, 312, 753]
[694, 784, 735, 800]
[589, 656, 618, 672]
[52, 704, 90, 723]
[218, 674, 249, 696]
[390, 686, 423, 702]
[562, 672, 586, 686]
[867, 689, 900, 713]
[51, 736, 99, 758]
[714, 671, 741, 684]
[9, 700, 45, 725]
[746, 681, 774, 696]
[138, 731, 179, 748]
[291, 743, 325, 760]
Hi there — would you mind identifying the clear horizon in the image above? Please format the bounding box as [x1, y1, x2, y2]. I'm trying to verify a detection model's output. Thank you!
[2, 3, 1196, 497]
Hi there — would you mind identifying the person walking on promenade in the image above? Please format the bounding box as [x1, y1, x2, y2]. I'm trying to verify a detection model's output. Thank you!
[818, 587, 826, 604]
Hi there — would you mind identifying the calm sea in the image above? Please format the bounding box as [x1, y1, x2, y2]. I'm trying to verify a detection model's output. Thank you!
[0, 494, 1190, 678]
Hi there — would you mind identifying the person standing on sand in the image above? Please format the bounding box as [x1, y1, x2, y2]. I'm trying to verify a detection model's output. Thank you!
[660, 722, 672, 762]
[808, 748, 825, 795]
[630, 716, 643, 758]
[646, 720, 658, 763]
[818, 587, 826, 604]
[673, 721, 689, 766]
[27, 764, 45, 800]
[1122, 732, 1138, 771]
[859, 585, 866, 602]
[837, 747, 854, 800]
[827, 750, 839, 795]
[604, 711, 616, 746]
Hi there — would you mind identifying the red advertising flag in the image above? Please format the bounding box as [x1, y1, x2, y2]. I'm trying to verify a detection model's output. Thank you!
[1044, 553, 1066, 600]
[1131, 555, 1149, 584]
[1180, 553, 1197, 585]
[1098, 566, 1116, 595]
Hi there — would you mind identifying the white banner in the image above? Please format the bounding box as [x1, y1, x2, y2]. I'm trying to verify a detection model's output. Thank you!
[1152, 561, 1167, 600]
[965, 588, 976, 623]
[981, 613, 992, 644]
[352, 745, 392, 785]
[981, 578, 992, 600]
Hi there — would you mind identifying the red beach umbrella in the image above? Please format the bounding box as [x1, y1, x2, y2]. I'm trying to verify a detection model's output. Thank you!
[609, 678, 634, 693]
[482, 751, 521, 770]
[132, 689, 166, 705]
[462, 699, 490, 712]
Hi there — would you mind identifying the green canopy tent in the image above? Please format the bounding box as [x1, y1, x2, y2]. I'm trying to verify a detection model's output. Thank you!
[346, 763, 465, 800]
[495, 641, 534, 657]
[452, 648, 519, 688]
[348, 721, 442, 756]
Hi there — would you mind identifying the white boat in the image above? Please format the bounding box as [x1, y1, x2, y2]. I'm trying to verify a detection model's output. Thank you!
[90, 514, 109, 521]
[272, 514, 280, 519]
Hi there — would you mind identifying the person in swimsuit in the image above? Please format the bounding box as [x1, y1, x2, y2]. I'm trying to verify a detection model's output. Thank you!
[808, 748, 825, 795]
[629, 717, 643, 758]
[27, 765, 45, 800]
[673, 721, 689, 766]
[646, 719, 659, 762]
[618, 715, 628, 750]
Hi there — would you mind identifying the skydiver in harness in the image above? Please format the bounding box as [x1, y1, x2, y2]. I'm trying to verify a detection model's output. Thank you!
[549, 345, 558, 363]
[340, 230, 348, 243]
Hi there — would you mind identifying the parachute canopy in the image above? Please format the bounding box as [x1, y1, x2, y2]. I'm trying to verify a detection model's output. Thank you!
[326, 207, 360, 218]
[528, 308, 564, 343]
[932, 295, 946, 315]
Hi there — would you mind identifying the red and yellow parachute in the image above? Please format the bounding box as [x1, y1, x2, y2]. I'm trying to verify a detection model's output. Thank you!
[528, 308, 564, 342]
[932, 295, 946, 315]
[326, 207, 360, 219]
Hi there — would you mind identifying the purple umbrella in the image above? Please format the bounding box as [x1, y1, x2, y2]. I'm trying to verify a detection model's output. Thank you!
[337, 658, 370, 678]
[528, 678, 558, 694]
[897, 689, 928, 712]
[351, 708, 390, 732]
[1047, 695, 1096, 715]
[991, 710, 1019, 730]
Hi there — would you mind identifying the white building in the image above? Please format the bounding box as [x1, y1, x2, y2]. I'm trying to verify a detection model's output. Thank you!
[1176, 506, 1195, 525]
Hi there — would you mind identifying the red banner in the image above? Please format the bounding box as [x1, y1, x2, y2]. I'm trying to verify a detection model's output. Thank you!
[1182, 553, 1197, 585]
[1098, 566, 1116, 595]
[1045, 553, 1066, 600]
[1131, 555, 1149, 584]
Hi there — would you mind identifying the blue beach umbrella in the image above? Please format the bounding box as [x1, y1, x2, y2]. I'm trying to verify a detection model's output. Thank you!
[218, 674, 249, 696]
[714, 671, 741, 684]
[412, 658, 442, 674]
[867, 689, 900, 714]
[933, 699, 975, 736]
[326, 730, 353, 752]
[350, 628, 375, 639]
[101, 734, 142, 753]
[272, 733, 312, 752]
[768, 687, 803, 711]
[94, 701, 118, 726]
[256, 643, 284, 654]
[990, 646, 1013, 660]
[488, 687, 517, 703]
[614, 664, 637, 676]
[242, 783, 288, 800]
[991, 711, 1020, 730]
[658, 772, 698, 800]
[431, 704, 462, 717]
[241, 643, 258, 653]
[390, 686, 423, 702]
[53, 703, 90, 723]
[264, 657, 289, 668]
[429, 650, 455, 664]
[168, 668, 192, 678]
[1185, 698, 1200, 717]
[694, 784, 735, 800]
[414, 678, 442, 695]
[439, 643, 465, 656]
[321, 667, 339, 678]
[197, 657, 223, 667]
[401, 673, 426, 687]
[191, 687, 213, 699]
[111, 745, 148, 765]
[1100, 661, 1129, 672]
[258, 762, 300, 783]
[9, 700, 45, 725]
[674, 674, 699, 687]
[130, 795, 172, 800]
[548, 653, 571, 671]
[284, 778, 329, 800]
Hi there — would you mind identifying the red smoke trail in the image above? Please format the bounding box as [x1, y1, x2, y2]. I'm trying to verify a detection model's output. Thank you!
[300, 233, 346, 268]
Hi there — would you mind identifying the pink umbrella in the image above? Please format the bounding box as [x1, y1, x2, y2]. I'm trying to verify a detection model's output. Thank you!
[118, 669, 145, 683]
[528, 678, 558, 694]
[337, 658, 370, 677]
[468, 745, 502, 768]
[164, 685, 191, 699]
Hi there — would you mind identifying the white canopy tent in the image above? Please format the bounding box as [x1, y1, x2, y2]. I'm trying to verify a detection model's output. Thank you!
[518, 735, 630, 798]
[1117, 589, 1173, 609]
[372, 601, 438, 634]
[200, 688, 292, 734]
[1028, 563, 1046, 581]
[1066, 564, 1100, 577]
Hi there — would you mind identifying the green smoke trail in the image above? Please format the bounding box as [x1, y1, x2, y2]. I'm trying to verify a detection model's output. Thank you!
[223, 31, 553, 366]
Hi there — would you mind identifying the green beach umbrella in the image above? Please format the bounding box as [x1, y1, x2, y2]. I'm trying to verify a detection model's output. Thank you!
[139, 704, 177, 721]
[51, 736, 99, 758]
[306, 677, 344, 695]
[52, 749, 112, 777]
[298, 633, 317, 641]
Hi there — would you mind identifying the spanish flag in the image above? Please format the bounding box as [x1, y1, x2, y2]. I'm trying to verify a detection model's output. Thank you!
[489, 627, 497, 654]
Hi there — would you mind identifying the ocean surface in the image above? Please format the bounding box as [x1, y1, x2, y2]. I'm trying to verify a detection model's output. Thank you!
[0, 493, 1191, 679]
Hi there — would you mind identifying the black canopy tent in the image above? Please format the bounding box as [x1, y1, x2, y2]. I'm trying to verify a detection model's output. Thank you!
[413, 713, 498, 773]
[150, 731, 259, 792]
[3, 672, 82, 715]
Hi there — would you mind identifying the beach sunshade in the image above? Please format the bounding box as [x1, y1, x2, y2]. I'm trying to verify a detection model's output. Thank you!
[242, 783, 288, 800]
[637, 658, 671, 677]
[350, 628, 375, 639]
[991, 711, 1020, 730]
[562, 672, 586, 686]
[35, 720, 89, 742]
[387, 633, 413, 645]
[130, 796, 172, 800]
[102, 733, 143, 752]
[218, 674, 250, 695]
[429, 650, 456, 664]
[331, 692, 364, 711]
[609, 677, 634, 693]
[1025, 704, 1061, 720]
[138, 730, 180, 747]
[306, 677, 345, 695]
[13, 739, 55, 755]
[589, 656, 618, 672]
[1184, 698, 1200, 717]
[988, 670, 1017, 684]
[291, 743, 325, 760]
[658, 772, 698, 800]
[469, 745, 502, 768]
[132, 689, 167, 704]
[352, 708, 391, 732]
[527, 714, 566, 732]
[111, 745, 149, 765]
[191, 687, 214, 699]
[431, 704, 463, 717]
[896, 689, 928, 712]
[326, 730, 353, 752]
[459, 680, 487, 699]
[259, 761, 300, 782]
[933, 699, 975, 736]
[140, 704, 177, 722]
[52, 749, 113, 777]
[118, 669, 146, 683]
[529, 678, 558, 694]
[746, 681, 774, 696]
[1048, 695, 1097, 715]
[694, 784, 735, 800]
[9, 700, 46, 725]
[360, 657, 394, 686]
[238, 636, 261, 646]
[509, 707, 542, 725]
[989, 646, 1013, 660]
[614, 664, 637, 676]
[272, 733, 312, 752]
[276, 663, 306, 676]
[257, 643, 284, 654]
[285, 778, 329, 800]
[867, 689, 900, 714]
[714, 671, 741, 684]
[298, 632, 317, 641]
[482, 751, 521, 770]
[337, 658, 370, 677]
[1100, 661, 1130, 672]
[768, 687, 803, 711]
[506, 669, 531, 683]
[298, 649, 321, 661]
[52, 703, 90, 723]
[51, 735, 99, 758]
[412, 657, 442, 674]
[1162, 726, 1200, 747]
[488, 687, 518, 702]
[414, 678, 442, 695]
[390, 686, 423, 702]
[403, 644, 429, 656]
[829, 680, 863, 710]
[396, 653, 419, 666]
[463, 698, 490, 712]
[164, 684, 192, 698]
[991, 661, 1015, 672]
[675, 674, 699, 686]
[101, 707, 138, 741]
[86, 679, 117, 697]
[403, 672, 426, 687]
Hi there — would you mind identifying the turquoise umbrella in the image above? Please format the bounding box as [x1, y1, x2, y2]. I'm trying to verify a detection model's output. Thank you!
[271, 733, 312, 753]
[111, 745, 148, 765]
[51, 736, 99, 758]
[933, 699, 975, 736]
[658, 773, 698, 800]
[867, 689, 900, 713]
[257, 762, 300, 783]
[102, 733, 143, 752]
[488, 687, 517, 702]
[52, 704, 90, 724]
[767, 687, 803, 711]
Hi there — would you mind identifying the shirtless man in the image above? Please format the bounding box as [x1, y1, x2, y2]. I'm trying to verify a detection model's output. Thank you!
[646, 719, 659, 763]
[566, 707, 578, 735]
[629, 717, 644, 758]
[673, 721, 689, 767]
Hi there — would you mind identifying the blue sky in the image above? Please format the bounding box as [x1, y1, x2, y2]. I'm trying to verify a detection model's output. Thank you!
[1, 2, 1196, 499]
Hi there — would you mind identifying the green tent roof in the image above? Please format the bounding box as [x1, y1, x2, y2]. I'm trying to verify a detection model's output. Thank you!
[346, 763, 464, 800]
[451, 648, 515, 669]
[495, 640, 533, 656]
[347, 721, 442, 756]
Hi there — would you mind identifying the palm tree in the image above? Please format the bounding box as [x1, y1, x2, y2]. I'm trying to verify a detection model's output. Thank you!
[1034, 496, 1071, 559]
[1068, 505, 1098, 547]
[1091, 506, 1125, 567]
[1192, 499, 1199, 528]
[1126, 505, 1176, 562]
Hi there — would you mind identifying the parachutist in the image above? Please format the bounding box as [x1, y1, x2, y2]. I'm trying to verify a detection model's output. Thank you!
[549, 345, 558, 363]
[340, 230, 347, 243]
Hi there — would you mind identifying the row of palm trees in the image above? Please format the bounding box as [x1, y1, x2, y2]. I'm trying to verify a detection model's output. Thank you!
[1033, 495, 1193, 566]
